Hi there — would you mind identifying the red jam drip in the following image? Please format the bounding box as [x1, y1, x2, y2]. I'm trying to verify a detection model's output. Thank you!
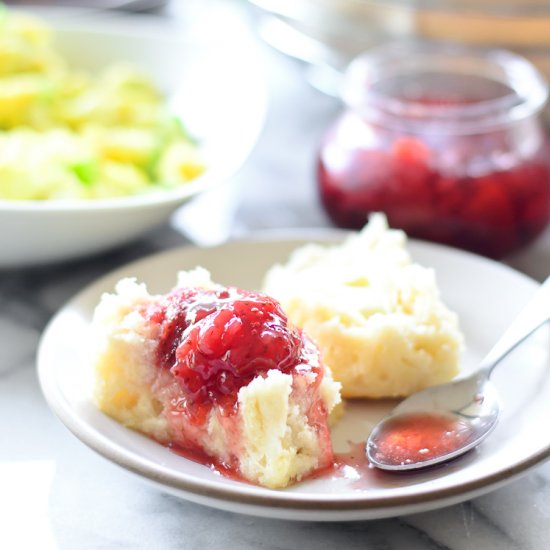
[318, 90, 550, 258]
[143, 287, 320, 420]
[334, 441, 374, 480]
[367, 412, 477, 467]
[169, 442, 250, 484]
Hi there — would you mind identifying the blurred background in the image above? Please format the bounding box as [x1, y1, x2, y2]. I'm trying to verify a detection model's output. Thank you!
[247, 0, 550, 92]
[4, 0, 167, 10]
[8, 0, 550, 77]
[3, 0, 550, 269]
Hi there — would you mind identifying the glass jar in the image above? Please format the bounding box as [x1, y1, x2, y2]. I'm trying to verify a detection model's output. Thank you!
[317, 43, 550, 258]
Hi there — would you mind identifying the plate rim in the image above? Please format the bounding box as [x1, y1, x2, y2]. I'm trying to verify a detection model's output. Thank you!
[37, 234, 550, 517]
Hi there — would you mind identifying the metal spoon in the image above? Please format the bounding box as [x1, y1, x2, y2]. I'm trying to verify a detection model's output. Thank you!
[367, 274, 550, 471]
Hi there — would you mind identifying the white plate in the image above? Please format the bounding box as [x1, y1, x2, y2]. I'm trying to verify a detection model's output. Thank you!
[37, 235, 550, 521]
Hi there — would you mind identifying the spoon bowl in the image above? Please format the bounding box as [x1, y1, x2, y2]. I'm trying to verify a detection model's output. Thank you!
[367, 274, 550, 471]
[367, 372, 500, 470]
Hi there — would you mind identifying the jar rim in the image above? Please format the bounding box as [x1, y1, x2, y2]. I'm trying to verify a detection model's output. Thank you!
[342, 42, 549, 134]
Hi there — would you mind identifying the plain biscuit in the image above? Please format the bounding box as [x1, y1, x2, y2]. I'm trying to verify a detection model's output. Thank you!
[263, 214, 464, 399]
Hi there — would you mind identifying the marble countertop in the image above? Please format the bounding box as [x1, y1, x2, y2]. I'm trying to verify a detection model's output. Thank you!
[2, 1, 550, 549]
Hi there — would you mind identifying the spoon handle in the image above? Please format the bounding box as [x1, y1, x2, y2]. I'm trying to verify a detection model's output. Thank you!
[479, 275, 550, 375]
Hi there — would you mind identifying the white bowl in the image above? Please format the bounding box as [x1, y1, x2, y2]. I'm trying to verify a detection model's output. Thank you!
[0, 9, 266, 268]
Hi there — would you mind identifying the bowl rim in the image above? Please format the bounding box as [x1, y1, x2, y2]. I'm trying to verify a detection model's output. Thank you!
[0, 178, 212, 213]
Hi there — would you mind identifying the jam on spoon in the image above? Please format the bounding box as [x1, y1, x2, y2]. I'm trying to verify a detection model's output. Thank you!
[367, 411, 478, 468]
[367, 274, 550, 471]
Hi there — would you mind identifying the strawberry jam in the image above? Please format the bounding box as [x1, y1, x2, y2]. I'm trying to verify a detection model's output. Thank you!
[367, 412, 477, 468]
[142, 286, 321, 422]
[318, 45, 550, 258]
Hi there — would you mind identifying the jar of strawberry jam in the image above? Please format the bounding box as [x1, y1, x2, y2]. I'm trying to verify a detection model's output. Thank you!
[317, 44, 550, 258]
